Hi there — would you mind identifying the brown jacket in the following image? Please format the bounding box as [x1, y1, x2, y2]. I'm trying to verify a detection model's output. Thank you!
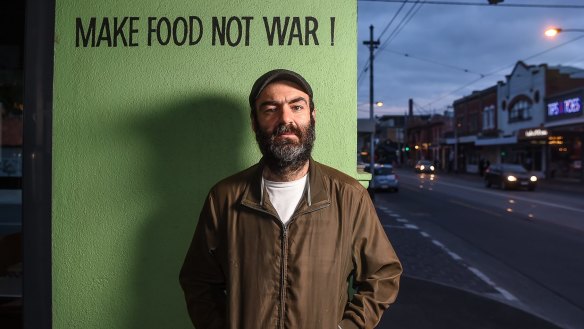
[180, 159, 402, 329]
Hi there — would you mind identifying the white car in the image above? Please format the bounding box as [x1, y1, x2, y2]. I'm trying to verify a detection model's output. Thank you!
[365, 164, 399, 192]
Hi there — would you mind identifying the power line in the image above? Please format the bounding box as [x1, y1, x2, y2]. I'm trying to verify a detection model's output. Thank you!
[420, 34, 584, 108]
[378, 0, 409, 40]
[379, 48, 486, 77]
[379, 1, 426, 47]
[359, 0, 424, 86]
[359, 0, 584, 9]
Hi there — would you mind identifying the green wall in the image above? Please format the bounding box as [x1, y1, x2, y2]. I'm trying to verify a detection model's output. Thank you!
[53, 0, 358, 328]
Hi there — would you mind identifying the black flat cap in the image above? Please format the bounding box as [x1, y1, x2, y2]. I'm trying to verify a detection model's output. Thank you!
[248, 69, 313, 109]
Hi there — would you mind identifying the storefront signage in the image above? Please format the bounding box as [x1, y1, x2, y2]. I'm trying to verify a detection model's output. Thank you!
[547, 96, 582, 117]
[523, 128, 548, 138]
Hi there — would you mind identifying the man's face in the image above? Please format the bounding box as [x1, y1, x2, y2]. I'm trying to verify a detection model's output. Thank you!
[253, 80, 315, 171]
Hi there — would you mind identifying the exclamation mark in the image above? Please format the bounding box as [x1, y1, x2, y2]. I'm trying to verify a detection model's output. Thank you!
[330, 17, 336, 46]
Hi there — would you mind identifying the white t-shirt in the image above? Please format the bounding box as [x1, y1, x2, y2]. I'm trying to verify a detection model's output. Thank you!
[263, 175, 307, 225]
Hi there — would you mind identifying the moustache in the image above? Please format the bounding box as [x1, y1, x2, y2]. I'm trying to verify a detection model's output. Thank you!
[273, 124, 301, 138]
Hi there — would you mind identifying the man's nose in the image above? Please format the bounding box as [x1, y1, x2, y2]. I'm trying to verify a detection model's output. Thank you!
[279, 105, 294, 124]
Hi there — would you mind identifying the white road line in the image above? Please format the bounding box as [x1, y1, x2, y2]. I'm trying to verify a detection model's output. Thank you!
[378, 202, 518, 303]
[382, 224, 417, 230]
[495, 287, 518, 302]
[447, 251, 462, 261]
[468, 266, 518, 301]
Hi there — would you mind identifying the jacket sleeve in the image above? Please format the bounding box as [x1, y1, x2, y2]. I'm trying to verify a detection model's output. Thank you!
[339, 190, 402, 329]
[179, 191, 227, 329]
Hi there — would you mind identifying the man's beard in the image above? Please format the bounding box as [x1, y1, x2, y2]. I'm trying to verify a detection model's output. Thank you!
[255, 116, 315, 176]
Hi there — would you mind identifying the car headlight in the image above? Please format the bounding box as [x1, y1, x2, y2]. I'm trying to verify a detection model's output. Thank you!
[507, 175, 517, 182]
[420, 165, 425, 170]
[430, 165, 435, 171]
[530, 176, 537, 182]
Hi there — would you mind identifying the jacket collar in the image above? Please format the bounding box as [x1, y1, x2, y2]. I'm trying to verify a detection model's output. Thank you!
[240, 158, 330, 212]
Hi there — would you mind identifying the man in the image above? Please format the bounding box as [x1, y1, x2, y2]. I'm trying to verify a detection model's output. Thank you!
[180, 69, 402, 329]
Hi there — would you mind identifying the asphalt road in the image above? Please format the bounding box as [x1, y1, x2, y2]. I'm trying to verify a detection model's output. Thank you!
[375, 169, 584, 329]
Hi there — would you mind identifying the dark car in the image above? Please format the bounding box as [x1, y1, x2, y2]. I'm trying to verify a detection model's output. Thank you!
[365, 164, 399, 192]
[484, 163, 537, 191]
[414, 160, 435, 173]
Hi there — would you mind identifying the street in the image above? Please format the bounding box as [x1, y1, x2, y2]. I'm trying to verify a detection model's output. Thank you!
[376, 169, 584, 329]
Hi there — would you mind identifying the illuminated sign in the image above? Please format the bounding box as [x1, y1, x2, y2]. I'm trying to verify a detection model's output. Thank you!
[524, 128, 548, 138]
[547, 96, 582, 117]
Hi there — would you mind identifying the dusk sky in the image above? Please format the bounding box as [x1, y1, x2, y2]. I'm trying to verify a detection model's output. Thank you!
[357, 0, 584, 118]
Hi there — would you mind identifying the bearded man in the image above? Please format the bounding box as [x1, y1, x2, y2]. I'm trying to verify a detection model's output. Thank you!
[180, 69, 402, 329]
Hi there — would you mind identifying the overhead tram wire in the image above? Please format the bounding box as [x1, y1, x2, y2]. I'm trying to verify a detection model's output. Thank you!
[378, 0, 409, 40]
[379, 48, 486, 77]
[358, 0, 584, 9]
[358, 1, 425, 87]
[358, 1, 409, 87]
[420, 34, 584, 109]
[378, 0, 426, 49]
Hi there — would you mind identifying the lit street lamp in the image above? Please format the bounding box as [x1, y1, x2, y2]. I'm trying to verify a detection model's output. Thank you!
[544, 27, 584, 38]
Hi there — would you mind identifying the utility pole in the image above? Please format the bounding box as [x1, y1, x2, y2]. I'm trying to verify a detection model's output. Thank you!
[363, 25, 379, 181]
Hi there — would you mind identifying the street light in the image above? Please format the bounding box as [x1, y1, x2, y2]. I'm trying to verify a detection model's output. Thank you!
[544, 27, 584, 38]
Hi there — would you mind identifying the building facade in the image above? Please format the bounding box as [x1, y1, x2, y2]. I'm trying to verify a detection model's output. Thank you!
[448, 61, 584, 181]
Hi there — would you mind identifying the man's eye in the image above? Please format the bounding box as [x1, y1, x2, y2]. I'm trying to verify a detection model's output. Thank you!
[291, 105, 303, 111]
[263, 108, 276, 113]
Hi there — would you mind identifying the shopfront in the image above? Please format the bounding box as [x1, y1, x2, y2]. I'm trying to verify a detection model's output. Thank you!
[545, 90, 584, 181]
[515, 128, 547, 173]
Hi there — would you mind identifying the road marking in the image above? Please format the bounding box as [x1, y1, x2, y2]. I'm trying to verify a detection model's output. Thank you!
[467, 266, 518, 301]
[377, 182, 520, 303]
[447, 251, 462, 261]
[448, 199, 503, 218]
[383, 224, 417, 230]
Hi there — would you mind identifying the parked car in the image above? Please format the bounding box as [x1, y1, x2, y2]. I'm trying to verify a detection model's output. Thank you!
[365, 164, 399, 192]
[414, 160, 435, 173]
[484, 163, 537, 191]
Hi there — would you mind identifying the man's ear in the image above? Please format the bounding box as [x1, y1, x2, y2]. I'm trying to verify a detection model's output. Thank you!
[311, 107, 316, 122]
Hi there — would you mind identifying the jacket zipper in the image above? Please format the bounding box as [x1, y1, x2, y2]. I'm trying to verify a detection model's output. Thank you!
[278, 226, 288, 329]
[241, 201, 330, 329]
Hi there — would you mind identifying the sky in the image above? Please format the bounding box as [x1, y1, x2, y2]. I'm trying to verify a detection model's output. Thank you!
[356, 0, 584, 118]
